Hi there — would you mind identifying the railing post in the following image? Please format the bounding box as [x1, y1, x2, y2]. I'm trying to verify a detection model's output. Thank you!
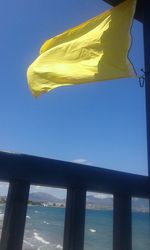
[63, 188, 86, 250]
[113, 193, 132, 250]
[0, 181, 30, 250]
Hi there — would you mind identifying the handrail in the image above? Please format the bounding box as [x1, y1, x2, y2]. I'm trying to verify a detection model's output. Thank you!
[0, 151, 150, 197]
[0, 151, 150, 250]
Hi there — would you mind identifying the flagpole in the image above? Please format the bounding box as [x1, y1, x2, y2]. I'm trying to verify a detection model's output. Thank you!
[143, 0, 150, 208]
[143, 2, 150, 174]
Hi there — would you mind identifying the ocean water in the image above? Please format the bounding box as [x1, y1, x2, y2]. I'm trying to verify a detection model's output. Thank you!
[0, 205, 150, 250]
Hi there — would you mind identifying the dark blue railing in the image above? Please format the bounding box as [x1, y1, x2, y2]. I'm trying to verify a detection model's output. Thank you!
[0, 151, 149, 250]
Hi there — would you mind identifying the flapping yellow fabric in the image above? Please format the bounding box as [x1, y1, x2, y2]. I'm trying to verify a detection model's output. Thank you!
[27, 0, 137, 97]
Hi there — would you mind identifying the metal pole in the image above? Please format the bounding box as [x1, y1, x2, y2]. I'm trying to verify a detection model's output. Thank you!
[143, 0, 150, 224]
[143, 0, 150, 177]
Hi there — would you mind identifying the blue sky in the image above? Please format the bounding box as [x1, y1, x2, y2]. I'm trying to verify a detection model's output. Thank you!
[0, 0, 148, 197]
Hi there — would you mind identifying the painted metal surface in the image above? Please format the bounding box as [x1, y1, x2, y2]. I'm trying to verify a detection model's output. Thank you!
[63, 189, 86, 250]
[113, 194, 132, 250]
[0, 152, 149, 197]
[0, 181, 30, 250]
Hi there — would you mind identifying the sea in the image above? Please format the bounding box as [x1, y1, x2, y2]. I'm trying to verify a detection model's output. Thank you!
[0, 205, 150, 250]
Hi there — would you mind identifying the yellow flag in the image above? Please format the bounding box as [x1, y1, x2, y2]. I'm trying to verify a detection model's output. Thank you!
[27, 0, 137, 97]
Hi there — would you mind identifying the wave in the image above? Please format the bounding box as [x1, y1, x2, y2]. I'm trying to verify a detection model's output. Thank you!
[34, 210, 39, 213]
[23, 239, 34, 248]
[26, 215, 31, 219]
[89, 228, 96, 233]
[33, 232, 50, 245]
[56, 244, 63, 249]
[43, 220, 50, 225]
[0, 214, 4, 219]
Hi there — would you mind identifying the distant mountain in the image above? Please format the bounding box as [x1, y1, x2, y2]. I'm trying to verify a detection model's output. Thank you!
[29, 192, 63, 203]
[87, 196, 149, 211]
[27, 192, 149, 211]
[86, 195, 113, 206]
[29, 192, 112, 205]
[86, 195, 113, 210]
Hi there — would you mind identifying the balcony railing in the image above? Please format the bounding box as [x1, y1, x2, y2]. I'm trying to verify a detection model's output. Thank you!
[0, 151, 149, 250]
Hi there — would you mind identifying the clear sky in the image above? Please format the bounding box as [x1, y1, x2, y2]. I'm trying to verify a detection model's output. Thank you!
[0, 0, 148, 198]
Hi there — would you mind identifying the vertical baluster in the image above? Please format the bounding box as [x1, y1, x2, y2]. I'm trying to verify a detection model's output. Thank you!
[113, 194, 132, 250]
[63, 189, 86, 250]
[0, 181, 30, 250]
